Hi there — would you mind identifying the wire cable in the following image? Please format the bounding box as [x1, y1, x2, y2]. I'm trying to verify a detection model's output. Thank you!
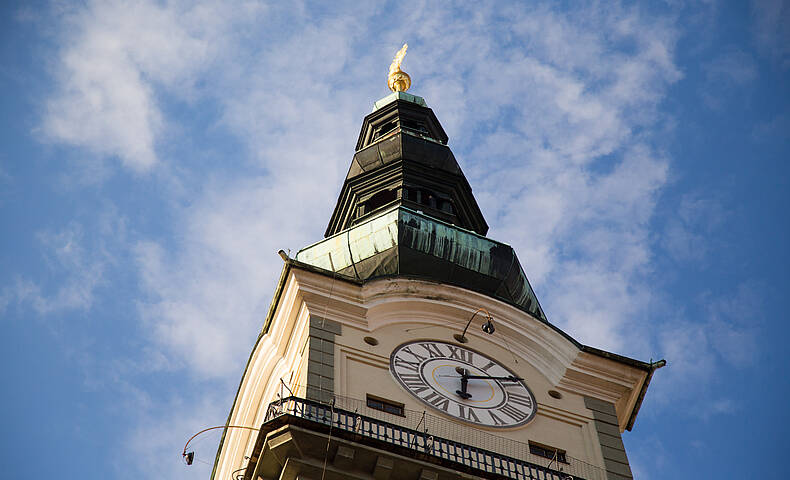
[500, 332, 519, 364]
[320, 399, 336, 480]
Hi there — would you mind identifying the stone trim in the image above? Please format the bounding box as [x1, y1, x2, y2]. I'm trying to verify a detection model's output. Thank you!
[584, 397, 633, 480]
[306, 315, 341, 403]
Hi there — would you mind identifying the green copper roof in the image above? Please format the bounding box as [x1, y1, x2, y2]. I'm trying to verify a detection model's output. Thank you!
[296, 206, 546, 321]
[373, 91, 427, 111]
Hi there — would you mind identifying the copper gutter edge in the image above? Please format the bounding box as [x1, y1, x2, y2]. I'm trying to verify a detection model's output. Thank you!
[624, 358, 666, 431]
[579, 344, 666, 431]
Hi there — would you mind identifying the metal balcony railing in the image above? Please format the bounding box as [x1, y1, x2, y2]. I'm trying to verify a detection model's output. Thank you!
[264, 394, 606, 480]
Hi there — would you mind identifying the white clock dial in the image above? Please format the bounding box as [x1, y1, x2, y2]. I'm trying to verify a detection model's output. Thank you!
[390, 340, 537, 428]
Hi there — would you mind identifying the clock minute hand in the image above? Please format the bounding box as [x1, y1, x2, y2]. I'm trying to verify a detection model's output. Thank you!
[454, 371, 522, 399]
[462, 374, 523, 382]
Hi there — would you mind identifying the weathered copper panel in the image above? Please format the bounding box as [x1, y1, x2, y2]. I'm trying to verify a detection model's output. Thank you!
[297, 207, 545, 321]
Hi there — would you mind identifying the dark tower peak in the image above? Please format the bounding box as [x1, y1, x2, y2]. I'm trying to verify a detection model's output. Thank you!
[356, 92, 448, 150]
[325, 91, 489, 237]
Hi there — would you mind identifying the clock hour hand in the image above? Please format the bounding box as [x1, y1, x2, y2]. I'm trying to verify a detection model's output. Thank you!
[456, 374, 472, 399]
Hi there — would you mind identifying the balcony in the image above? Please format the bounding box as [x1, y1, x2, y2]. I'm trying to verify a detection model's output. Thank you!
[242, 394, 606, 480]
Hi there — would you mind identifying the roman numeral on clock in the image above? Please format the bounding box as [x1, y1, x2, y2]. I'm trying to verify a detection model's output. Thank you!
[497, 403, 528, 422]
[478, 360, 497, 373]
[422, 392, 450, 412]
[419, 342, 444, 358]
[393, 355, 421, 373]
[458, 405, 481, 423]
[447, 345, 473, 363]
[507, 392, 533, 409]
[488, 410, 507, 426]
[400, 373, 429, 394]
[401, 346, 427, 362]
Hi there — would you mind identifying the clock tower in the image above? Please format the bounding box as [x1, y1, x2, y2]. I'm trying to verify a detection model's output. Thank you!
[207, 49, 664, 480]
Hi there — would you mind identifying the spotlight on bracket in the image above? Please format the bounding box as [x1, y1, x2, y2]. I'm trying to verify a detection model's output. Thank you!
[184, 451, 195, 465]
[482, 318, 495, 334]
[454, 308, 495, 343]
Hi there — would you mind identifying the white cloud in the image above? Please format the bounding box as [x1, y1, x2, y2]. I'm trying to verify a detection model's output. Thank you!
[752, 113, 790, 142]
[663, 193, 727, 263]
[705, 49, 759, 85]
[2, 223, 106, 315]
[125, 392, 229, 480]
[650, 281, 761, 416]
[751, 0, 790, 68]
[700, 48, 759, 110]
[134, 176, 330, 378]
[133, 4, 387, 379]
[424, 8, 679, 352]
[0, 202, 133, 318]
[40, 0, 261, 171]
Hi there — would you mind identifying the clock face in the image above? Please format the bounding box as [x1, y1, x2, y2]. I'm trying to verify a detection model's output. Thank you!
[389, 340, 537, 428]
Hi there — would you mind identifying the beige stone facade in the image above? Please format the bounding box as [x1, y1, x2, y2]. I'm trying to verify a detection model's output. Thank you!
[211, 264, 654, 480]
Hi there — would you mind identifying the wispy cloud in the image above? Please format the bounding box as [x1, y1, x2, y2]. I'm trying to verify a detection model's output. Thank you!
[124, 390, 229, 479]
[435, 6, 680, 353]
[752, 113, 790, 143]
[133, 182, 293, 378]
[2, 223, 106, 315]
[39, 0, 262, 171]
[653, 281, 761, 411]
[751, 0, 790, 69]
[700, 48, 758, 110]
[663, 193, 727, 263]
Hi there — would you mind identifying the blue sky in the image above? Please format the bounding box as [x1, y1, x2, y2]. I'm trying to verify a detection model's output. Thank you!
[1, 1, 788, 478]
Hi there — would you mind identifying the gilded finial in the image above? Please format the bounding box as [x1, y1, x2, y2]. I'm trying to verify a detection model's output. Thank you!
[388, 43, 411, 92]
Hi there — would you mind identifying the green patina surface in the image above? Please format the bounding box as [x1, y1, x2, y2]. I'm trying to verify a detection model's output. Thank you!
[373, 91, 427, 111]
[296, 206, 546, 321]
[298, 208, 399, 271]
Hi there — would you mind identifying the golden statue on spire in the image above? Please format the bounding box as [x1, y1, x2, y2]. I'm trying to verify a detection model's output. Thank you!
[388, 43, 411, 92]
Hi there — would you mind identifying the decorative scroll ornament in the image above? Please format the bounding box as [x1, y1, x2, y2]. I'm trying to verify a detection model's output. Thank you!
[388, 43, 411, 92]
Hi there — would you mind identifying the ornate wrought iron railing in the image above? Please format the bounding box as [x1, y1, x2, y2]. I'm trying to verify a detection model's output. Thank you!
[265, 395, 605, 480]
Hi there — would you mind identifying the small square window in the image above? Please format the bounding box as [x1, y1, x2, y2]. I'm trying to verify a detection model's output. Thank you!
[529, 441, 568, 464]
[366, 394, 405, 416]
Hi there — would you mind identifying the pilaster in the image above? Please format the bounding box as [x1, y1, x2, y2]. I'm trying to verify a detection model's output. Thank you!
[306, 315, 342, 403]
[584, 397, 633, 480]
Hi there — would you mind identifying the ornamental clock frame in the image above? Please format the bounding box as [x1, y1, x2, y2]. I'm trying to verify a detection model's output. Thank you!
[389, 340, 537, 428]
